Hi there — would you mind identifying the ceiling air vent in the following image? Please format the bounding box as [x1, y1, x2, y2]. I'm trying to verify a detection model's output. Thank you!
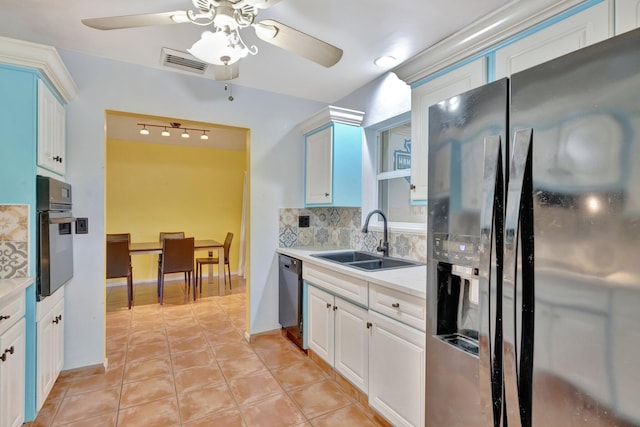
[160, 48, 208, 74]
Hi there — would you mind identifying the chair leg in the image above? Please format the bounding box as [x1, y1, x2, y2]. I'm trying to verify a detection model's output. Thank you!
[127, 274, 133, 310]
[159, 274, 164, 305]
[227, 263, 231, 289]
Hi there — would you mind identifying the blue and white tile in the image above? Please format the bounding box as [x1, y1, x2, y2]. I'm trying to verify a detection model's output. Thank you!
[0, 241, 28, 279]
[314, 227, 331, 246]
[279, 227, 298, 248]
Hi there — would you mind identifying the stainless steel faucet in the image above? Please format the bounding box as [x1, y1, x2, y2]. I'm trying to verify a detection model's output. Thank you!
[362, 209, 389, 257]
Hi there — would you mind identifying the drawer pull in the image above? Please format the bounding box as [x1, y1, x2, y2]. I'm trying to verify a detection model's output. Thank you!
[53, 317, 60, 324]
[333, 305, 338, 312]
[366, 322, 373, 329]
[5, 346, 14, 355]
[0, 315, 10, 321]
[391, 302, 400, 308]
[0, 353, 5, 362]
[326, 303, 332, 309]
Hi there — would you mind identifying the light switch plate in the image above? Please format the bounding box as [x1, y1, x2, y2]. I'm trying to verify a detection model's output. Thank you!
[76, 218, 88, 234]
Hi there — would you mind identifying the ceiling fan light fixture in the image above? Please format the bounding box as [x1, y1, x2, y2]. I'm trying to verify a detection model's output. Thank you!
[188, 28, 256, 66]
[374, 56, 397, 67]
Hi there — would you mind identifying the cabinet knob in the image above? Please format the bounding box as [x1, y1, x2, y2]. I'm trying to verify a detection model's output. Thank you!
[326, 303, 332, 309]
[324, 193, 330, 197]
[366, 322, 373, 329]
[410, 184, 416, 190]
[53, 317, 60, 324]
[0, 353, 5, 362]
[0, 315, 10, 321]
[391, 302, 400, 308]
[333, 305, 338, 312]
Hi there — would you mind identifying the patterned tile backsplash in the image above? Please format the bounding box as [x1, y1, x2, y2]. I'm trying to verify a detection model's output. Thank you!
[0, 204, 29, 279]
[279, 207, 427, 263]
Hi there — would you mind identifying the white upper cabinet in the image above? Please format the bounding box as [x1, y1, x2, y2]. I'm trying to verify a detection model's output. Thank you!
[410, 58, 486, 201]
[616, 0, 640, 34]
[37, 79, 66, 176]
[305, 127, 333, 205]
[495, 1, 611, 79]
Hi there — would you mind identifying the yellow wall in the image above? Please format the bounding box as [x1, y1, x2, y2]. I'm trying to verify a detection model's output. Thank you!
[106, 139, 246, 281]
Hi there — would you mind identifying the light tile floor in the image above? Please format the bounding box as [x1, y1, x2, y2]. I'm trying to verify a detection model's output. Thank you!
[28, 277, 387, 427]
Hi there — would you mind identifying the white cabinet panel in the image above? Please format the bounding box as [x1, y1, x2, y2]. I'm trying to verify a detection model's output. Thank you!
[411, 58, 486, 201]
[305, 127, 333, 205]
[369, 310, 425, 427]
[37, 79, 66, 176]
[615, 0, 640, 34]
[307, 285, 334, 366]
[0, 317, 25, 427]
[334, 297, 368, 392]
[495, 2, 611, 79]
[36, 289, 65, 410]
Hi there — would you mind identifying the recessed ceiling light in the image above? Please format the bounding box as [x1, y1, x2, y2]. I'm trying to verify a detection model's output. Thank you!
[374, 56, 397, 67]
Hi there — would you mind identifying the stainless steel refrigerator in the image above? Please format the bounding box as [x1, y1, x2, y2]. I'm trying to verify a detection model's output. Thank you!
[426, 28, 640, 427]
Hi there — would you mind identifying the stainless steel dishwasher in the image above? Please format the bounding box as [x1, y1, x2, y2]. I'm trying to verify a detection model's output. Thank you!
[278, 254, 304, 350]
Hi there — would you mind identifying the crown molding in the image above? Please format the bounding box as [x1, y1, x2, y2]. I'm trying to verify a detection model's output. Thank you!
[298, 105, 365, 134]
[393, 0, 587, 85]
[0, 36, 78, 102]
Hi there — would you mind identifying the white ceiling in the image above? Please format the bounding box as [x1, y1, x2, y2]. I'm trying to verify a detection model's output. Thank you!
[0, 0, 510, 149]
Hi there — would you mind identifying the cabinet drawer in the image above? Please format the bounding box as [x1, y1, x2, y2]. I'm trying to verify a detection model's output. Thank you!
[0, 290, 25, 336]
[303, 264, 368, 307]
[369, 283, 426, 331]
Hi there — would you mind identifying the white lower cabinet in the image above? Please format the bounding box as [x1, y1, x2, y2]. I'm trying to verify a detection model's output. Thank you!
[0, 317, 25, 427]
[307, 285, 369, 393]
[368, 310, 425, 427]
[36, 288, 65, 410]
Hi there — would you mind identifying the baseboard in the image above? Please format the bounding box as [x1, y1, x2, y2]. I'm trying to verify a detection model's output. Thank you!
[107, 271, 238, 287]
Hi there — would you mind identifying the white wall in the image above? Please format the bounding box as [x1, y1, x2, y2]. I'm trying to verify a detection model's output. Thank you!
[60, 50, 323, 368]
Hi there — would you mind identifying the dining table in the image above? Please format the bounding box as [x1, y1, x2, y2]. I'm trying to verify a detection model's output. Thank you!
[129, 239, 226, 296]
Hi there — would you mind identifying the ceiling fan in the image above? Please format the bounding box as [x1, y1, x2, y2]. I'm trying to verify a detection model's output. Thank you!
[82, 0, 343, 80]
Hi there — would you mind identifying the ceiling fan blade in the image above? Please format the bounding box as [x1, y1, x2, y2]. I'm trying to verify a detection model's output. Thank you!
[82, 11, 187, 30]
[213, 63, 240, 80]
[254, 19, 343, 67]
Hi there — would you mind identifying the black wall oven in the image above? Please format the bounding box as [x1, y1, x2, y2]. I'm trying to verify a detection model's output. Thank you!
[37, 175, 74, 300]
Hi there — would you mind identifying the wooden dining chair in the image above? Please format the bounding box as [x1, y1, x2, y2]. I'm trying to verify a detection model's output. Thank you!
[158, 231, 186, 283]
[106, 233, 133, 309]
[196, 232, 233, 294]
[158, 237, 195, 304]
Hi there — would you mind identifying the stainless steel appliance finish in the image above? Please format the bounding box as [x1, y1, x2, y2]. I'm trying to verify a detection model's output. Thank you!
[37, 176, 74, 299]
[427, 28, 640, 426]
[279, 254, 304, 350]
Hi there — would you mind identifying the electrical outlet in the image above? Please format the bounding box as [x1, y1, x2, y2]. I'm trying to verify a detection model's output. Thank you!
[298, 215, 310, 228]
[76, 218, 88, 234]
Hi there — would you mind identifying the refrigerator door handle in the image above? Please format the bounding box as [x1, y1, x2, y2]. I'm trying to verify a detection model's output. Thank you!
[503, 128, 535, 427]
[478, 134, 504, 427]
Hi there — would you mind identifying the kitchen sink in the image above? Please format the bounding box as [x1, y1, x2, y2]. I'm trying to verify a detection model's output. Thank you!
[311, 251, 423, 271]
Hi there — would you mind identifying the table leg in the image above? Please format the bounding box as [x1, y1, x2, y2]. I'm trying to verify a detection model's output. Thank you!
[218, 247, 225, 296]
[207, 251, 214, 287]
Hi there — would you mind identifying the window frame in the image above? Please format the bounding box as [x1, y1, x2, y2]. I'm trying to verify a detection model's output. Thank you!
[364, 112, 427, 235]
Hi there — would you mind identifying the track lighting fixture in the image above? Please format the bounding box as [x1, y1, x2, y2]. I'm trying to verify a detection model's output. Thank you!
[137, 123, 210, 140]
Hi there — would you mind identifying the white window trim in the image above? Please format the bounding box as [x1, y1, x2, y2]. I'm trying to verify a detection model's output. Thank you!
[365, 112, 426, 235]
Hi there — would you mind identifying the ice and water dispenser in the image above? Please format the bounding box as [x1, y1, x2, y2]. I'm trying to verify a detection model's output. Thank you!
[435, 260, 480, 356]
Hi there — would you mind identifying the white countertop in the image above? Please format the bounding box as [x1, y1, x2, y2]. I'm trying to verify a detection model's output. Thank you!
[0, 277, 34, 301]
[277, 247, 427, 299]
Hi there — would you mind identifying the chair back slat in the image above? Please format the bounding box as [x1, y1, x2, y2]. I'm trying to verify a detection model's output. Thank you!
[106, 240, 131, 278]
[159, 232, 185, 241]
[107, 233, 130, 243]
[162, 237, 194, 274]
[223, 232, 234, 262]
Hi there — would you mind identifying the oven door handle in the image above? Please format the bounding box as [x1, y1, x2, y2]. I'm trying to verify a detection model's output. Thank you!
[49, 217, 76, 224]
